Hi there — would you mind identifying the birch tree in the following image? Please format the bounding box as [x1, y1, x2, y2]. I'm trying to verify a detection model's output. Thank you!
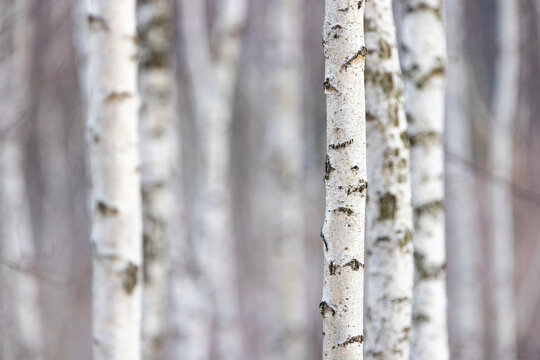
[488, 0, 519, 358]
[137, 0, 176, 359]
[179, 0, 247, 358]
[0, 2, 43, 357]
[399, 1, 449, 358]
[364, 0, 414, 358]
[445, 0, 485, 358]
[263, 0, 308, 358]
[321, 1, 367, 358]
[86, 0, 142, 358]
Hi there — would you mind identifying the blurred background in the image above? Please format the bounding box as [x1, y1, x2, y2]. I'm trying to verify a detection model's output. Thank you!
[0, 0, 539, 359]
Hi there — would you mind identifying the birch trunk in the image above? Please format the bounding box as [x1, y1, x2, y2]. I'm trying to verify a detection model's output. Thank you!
[0, 1, 43, 357]
[445, 0, 485, 358]
[488, 0, 519, 359]
[364, 0, 414, 358]
[398, 1, 449, 359]
[179, 0, 247, 358]
[138, 0, 176, 359]
[264, 0, 308, 358]
[321, 1, 367, 358]
[86, 0, 142, 358]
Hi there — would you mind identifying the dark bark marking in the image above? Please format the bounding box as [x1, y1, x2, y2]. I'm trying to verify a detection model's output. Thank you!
[414, 200, 443, 218]
[319, 301, 336, 318]
[400, 131, 410, 148]
[416, 66, 445, 89]
[341, 47, 367, 71]
[88, 14, 109, 31]
[379, 39, 392, 59]
[409, 131, 443, 147]
[379, 193, 397, 220]
[104, 91, 133, 103]
[334, 335, 364, 348]
[347, 180, 368, 196]
[334, 207, 354, 216]
[414, 252, 446, 280]
[329, 139, 354, 150]
[329, 259, 364, 275]
[320, 228, 328, 251]
[324, 77, 339, 93]
[97, 200, 119, 216]
[324, 155, 335, 181]
[122, 262, 139, 294]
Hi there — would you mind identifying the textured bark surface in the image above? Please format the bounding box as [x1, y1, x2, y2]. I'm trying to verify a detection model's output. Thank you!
[364, 0, 414, 358]
[399, 1, 449, 359]
[488, 0, 519, 359]
[86, 0, 142, 358]
[138, 0, 176, 359]
[0, 1, 43, 358]
[445, 0, 485, 358]
[263, 0, 308, 359]
[179, 0, 247, 358]
[321, 1, 367, 359]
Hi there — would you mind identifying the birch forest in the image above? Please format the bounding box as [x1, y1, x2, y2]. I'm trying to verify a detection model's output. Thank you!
[2, 0, 540, 359]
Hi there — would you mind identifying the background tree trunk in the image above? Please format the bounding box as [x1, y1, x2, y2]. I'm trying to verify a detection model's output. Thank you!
[488, 0, 519, 359]
[262, 0, 309, 359]
[138, 0, 177, 359]
[0, 0, 43, 357]
[86, 0, 142, 358]
[364, 0, 414, 358]
[321, 1, 367, 358]
[445, 0, 485, 358]
[179, 0, 247, 358]
[399, 1, 449, 358]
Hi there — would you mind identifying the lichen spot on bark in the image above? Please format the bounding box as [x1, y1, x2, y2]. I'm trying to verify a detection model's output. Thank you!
[379, 192, 397, 220]
[122, 262, 139, 294]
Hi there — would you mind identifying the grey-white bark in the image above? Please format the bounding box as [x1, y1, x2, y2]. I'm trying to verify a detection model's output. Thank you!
[399, 1, 449, 359]
[263, 0, 308, 359]
[321, 1, 367, 358]
[445, 0, 485, 358]
[488, 0, 519, 359]
[179, 0, 247, 358]
[364, 0, 414, 358]
[86, 0, 142, 358]
[138, 0, 177, 359]
[0, 0, 43, 357]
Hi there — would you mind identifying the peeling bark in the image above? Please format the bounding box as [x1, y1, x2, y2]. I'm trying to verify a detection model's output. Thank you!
[321, 1, 367, 358]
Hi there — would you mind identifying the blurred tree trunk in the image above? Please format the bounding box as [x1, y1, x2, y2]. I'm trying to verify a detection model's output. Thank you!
[488, 0, 519, 359]
[445, 0, 485, 358]
[0, 2, 43, 358]
[398, 1, 449, 359]
[320, 1, 367, 359]
[364, 0, 414, 358]
[179, 0, 247, 358]
[86, 0, 142, 359]
[262, 0, 308, 359]
[137, 0, 177, 359]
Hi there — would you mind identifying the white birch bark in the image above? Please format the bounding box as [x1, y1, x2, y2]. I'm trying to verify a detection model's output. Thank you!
[179, 0, 247, 358]
[0, 1, 43, 357]
[321, 1, 367, 358]
[86, 0, 142, 358]
[364, 0, 414, 358]
[138, 0, 176, 359]
[488, 0, 519, 359]
[263, 0, 308, 358]
[398, 1, 449, 359]
[445, 0, 485, 358]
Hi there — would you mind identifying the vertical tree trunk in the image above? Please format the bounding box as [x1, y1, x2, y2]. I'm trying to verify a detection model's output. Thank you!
[398, 1, 449, 359]
[86, 0, 142, 359]
[0, 0, 43, 357]
[263, 0, 308, 358]
[179, 0, 247, 358]
[321, 1, 367, 358]
[488, 0, 519, 359]
[138, 0, 176, 359]
[445, 0, 485, 358]
[364, 0, 414, 358]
